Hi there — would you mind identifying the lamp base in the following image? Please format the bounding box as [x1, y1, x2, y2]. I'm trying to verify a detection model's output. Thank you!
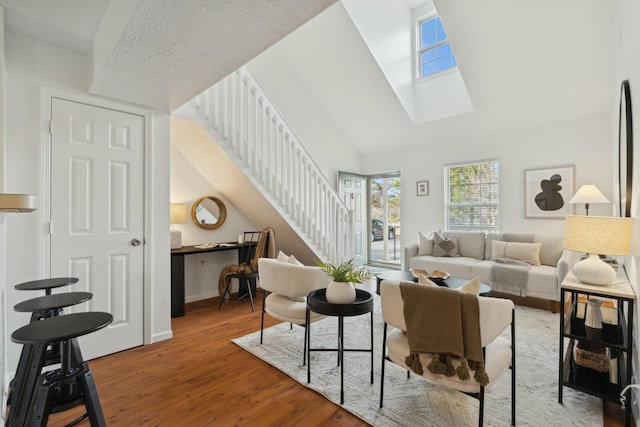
[170, 229, 182, 249]
[573, 254, 616, 286]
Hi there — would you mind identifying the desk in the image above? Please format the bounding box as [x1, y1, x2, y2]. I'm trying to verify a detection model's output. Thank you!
[171, 243, 242, 317]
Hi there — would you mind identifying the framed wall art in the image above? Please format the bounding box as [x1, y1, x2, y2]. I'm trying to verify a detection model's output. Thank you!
[416, 181, 429, 196]
[524, 165, 575, 218]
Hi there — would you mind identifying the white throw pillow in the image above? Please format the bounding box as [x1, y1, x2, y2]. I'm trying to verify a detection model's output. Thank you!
[491, 241, 541, 266]
[287, 255, 303, 266]
[418, 231, 434, 255]
[277, 250, 289, 262]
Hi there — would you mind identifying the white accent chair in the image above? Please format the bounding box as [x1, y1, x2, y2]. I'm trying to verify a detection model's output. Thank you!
[258, 258, 329, 363]
[379, 279, 516, 426]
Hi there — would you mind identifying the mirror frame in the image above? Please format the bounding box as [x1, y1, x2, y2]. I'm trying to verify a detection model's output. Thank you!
[191, 196, 227, 230]
[618, 80, 633, 217]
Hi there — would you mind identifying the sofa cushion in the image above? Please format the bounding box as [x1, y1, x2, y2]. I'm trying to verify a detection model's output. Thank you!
[491, 241, 542, 266]
[433, 232, 458, 257]
[418, 231, 433, 255]
[535, 234, 564, 267]
[445, 231, 486, 259]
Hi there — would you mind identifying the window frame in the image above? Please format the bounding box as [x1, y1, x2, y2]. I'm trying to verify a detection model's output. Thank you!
[417, 14, 458, 80]
[444, 159, 500, 233]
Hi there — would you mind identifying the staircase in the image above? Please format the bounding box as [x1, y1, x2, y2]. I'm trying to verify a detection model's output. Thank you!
[175, 67, 352, 264]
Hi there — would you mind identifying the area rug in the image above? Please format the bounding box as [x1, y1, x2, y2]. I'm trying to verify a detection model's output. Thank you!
[232, 297, 603, 426]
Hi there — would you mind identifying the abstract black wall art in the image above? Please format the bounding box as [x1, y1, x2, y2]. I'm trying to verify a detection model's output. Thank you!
[525, 166, 575, 218]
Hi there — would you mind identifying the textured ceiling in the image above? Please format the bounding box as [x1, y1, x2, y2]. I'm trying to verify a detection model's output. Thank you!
[89, 0, 337, 111]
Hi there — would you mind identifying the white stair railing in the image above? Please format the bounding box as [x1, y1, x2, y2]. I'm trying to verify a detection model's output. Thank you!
[176, 67, 352, 264]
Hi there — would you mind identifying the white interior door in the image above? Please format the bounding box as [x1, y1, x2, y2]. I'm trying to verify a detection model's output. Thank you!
[50, 98, 145, 359]
[338, 171, 367, 266]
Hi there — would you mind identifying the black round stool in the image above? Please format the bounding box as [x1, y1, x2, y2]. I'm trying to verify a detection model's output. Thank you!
[14, 291, 93, 323]
[15, 277, 79, 295]
[9, 292, 94, 407]
[8, 312, 112, 427]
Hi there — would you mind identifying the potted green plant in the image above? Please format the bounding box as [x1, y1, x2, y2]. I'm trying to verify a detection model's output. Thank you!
[315, 259, 374, 303]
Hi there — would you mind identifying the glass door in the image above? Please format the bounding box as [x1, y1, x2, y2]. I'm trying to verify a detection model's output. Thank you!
[369, 173, 401, 267]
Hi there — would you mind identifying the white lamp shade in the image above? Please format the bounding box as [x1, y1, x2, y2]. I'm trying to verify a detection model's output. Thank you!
[568, 185, 609, 205]
[170, 204, 187, 224]
[564, 215, 631, 256]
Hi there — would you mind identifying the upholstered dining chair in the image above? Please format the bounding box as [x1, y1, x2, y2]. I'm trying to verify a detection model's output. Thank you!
[258, 257, 330, 363]
[379, 279, 515, 426]
[218, 229, 271, 312]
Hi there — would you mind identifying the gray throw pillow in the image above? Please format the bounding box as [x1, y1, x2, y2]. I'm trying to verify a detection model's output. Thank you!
[433, 231, 458, 257]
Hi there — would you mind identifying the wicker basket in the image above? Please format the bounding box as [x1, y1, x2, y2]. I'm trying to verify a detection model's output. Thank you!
[574, 341, 609, 372]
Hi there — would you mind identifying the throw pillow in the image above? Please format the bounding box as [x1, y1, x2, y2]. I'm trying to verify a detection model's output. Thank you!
[418, 231, 434, 255]
[277, 250, 289, 262]
[432, 231, 458, 257]
[287, 254, 303, 266]
[491, 241, 542, 265]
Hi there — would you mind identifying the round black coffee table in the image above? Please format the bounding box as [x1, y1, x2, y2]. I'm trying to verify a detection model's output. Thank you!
[14, 277, 79, 295]
[306, 288, 374, 404]
[376, 270, 492, 295]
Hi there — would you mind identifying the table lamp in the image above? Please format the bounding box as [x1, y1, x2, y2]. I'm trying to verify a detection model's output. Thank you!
[568, 185, 609, 215]
[564, 215, 632, 285]
[170, 203, 187, 249]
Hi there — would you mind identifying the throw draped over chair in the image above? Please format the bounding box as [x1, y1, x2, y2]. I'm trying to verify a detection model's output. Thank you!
[379, 279, 515, 427]
[218, 227, 275, 312]
[258, 257, 330, 363]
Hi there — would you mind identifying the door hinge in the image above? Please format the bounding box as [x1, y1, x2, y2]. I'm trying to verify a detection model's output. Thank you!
[48, 120, 52, 134]
[48, 221, 53, 235]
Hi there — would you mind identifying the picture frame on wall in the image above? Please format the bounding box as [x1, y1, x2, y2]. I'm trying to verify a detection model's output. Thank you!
[524, 165, 575, 218]
[416, 181, 429, 196]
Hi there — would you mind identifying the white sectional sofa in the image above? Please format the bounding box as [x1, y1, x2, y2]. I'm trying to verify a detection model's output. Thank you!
[404, 231, 570, 307]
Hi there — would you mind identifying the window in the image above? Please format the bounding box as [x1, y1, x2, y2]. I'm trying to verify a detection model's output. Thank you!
[418, 16, 457, 78]
[445, 160, 499, 232]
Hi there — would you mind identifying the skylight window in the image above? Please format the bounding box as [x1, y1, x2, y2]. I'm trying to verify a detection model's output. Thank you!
[418, 16, 457, 79]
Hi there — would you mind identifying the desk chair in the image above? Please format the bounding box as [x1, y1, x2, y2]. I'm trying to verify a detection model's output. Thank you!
[218, 230, 269, 312]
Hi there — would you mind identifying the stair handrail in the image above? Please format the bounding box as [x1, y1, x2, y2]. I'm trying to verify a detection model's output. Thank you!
[177, 67, 353, 264]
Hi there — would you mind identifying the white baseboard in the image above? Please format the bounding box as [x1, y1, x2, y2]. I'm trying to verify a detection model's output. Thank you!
[151, 330, 173, 343]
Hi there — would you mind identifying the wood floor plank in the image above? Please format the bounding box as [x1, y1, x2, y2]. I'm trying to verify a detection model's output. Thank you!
[7, 291, 624, 426]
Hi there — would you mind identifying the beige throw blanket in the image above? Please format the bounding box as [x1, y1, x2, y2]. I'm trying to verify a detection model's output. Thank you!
[399, 282, 488, 386]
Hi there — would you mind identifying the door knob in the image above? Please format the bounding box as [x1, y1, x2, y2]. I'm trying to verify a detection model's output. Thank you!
[131, 238, 141, 246]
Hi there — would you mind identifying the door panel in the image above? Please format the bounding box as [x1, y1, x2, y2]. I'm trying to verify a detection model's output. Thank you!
[50, 98, 145, 360]
[338, 172, 367, 265]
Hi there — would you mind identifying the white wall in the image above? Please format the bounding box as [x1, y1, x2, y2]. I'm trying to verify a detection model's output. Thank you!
[170, 146, 256, 301]
[362, 114, 612, 245]
[2, 30, 172, 384]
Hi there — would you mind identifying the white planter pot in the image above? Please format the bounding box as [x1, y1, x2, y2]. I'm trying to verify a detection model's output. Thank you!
[326, 280, 356, 304]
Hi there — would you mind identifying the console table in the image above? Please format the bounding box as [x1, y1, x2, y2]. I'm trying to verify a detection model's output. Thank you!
[171, 243, 242, 317]
[558, 269, 635, 427]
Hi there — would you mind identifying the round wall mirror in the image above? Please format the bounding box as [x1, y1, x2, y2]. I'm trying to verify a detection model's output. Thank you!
[618, 80, 633, 217]
[191, 196, 227, 230]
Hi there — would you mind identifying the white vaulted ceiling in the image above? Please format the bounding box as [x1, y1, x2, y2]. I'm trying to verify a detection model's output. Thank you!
[0, 0, 616, 154]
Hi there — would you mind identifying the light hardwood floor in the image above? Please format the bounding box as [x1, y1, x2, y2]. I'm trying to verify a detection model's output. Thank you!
[12, 290, 625, 426]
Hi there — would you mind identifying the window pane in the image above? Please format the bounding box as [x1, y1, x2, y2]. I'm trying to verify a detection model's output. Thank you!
[418, 15, 458, 78]
[445, 160, 499, 232]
